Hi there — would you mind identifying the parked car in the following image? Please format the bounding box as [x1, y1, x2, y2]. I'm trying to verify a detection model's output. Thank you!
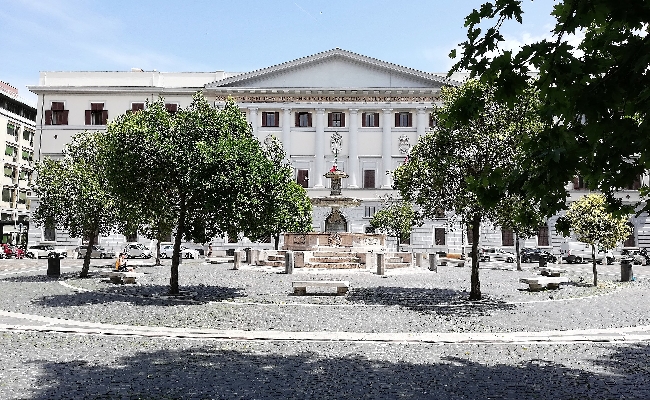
[480, 247, 516, 263]
[122, 242, 152, 259]
[74, 245, 115, 259]
[561, 241, 613, 264]
[160, 245, 200, 259]
[621, 248, 646, 265]
[520, 248, 558, 263]
[26, 244, 58, 259]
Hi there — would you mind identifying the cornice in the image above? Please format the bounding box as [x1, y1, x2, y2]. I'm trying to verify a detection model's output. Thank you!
[27, 86, 203, 96]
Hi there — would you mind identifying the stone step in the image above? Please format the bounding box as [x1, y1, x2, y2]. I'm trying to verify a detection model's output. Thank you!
[303, 262, 363, 269]
[386, 263, 412, 269]
[310, 256, 360, 263]
[267, 255, 285, 261]
[387, 257, 403, 263]
[257, 261, 284, 267]
[313, 251, 355, 257]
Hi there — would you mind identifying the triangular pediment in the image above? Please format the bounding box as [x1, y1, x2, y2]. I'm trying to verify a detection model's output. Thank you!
[207, 49, 455, 89]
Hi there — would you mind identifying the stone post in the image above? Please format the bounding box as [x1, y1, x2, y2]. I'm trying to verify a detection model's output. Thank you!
[233, 251, 242, 270]
[366, 251, 375, 270]
[415, 252, 423, 267]
[285, 251, 294, 274]
[377, 253, 386, 275]
[621, 259, 634, 282]
[429, 253, 438, 272]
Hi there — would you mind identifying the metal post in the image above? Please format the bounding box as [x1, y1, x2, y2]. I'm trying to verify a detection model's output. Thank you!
[376, 253, 385, 275]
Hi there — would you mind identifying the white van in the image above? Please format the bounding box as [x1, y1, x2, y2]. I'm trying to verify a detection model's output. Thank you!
[560, 241, 614, 264]
[122, 242, 153, 259]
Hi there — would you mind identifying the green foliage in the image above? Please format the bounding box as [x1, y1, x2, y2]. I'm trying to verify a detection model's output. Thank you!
[33, 130, 120, 277]
[451, 0, 650, 215]
[393, 79, 542, 300]
[557, 194, 630, 250]
[370, 198, 417, 248]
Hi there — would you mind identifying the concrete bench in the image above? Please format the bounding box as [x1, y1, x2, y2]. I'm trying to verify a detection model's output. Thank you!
[101, 271, 144, 284]
[438, 257, 466, 267]
[292, 280, 349, 295]
[520, 276, 569, 291]
[539, 267, 567, 277]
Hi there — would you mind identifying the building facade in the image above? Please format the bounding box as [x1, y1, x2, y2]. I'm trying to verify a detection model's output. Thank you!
[0, 82, 36, 246]
[27, 49, 649, 255]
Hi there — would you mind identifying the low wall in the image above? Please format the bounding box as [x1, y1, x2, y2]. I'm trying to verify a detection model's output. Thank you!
[283, 232, 386, 251]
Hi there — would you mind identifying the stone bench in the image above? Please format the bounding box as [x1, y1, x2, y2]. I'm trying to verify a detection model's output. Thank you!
[291, 280, 349, 295]
[539, 267, 567, 277]
[520, 276, 569, 291]
[439, 257, 466, 267]
[100, 271, 144, 284]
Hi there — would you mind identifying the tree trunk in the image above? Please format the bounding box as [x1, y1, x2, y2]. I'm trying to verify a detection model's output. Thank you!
[592, 244, 598, 287]
[155, 239, 161, 266]
[170, 200, 186, 295]
[470, 214, 482, 301]
[274, 234, 280, 251]
[79, 232, 96, 278]
[515, 232, 522, 271]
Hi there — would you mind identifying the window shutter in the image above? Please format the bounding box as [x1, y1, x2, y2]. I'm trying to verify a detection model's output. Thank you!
[572, 176, 579, 190]
[408, 113, 413, 127]
[537, 225, 550, 246]
[374, 113, 379, 127]
[307, 113, 312, 127]
[61, 110, 69, 125]
[362, 113, 367, 127]
[85, 110, 91, 125]
[274, 112, 279, 127]
[341, 113, 345, 127]
[429, 113, 434, 127]
[45, 110, 52, 125]
[501, 229, 514, 246]
[91, 103, 103, 111]
[295, 112, 300, 127]
[395, 113, 400, 127]
[51, 102, 64, 111]
[165, 103, 177, 113]
[328, 113, 333, 127]
[633, 176, 641, 190]
[435, 228, 446, 245]
[261, 112, 267, 127]
[363, 170, 375, 188]
[101, 110, 108, 125]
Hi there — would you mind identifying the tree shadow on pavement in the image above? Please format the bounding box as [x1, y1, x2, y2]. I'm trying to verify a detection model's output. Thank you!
[346, 286, 516, 316]
[32, 284, 246, 307]
[20, 342, 650, 400]
[0, 272, 81, 283]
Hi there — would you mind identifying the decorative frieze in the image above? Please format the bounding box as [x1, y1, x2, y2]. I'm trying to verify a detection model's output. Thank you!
[213, 95, 437, 103]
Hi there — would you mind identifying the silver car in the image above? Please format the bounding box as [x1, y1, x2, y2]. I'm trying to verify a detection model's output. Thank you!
[123, 242, 152, 259]
[74, 245, 115, 259]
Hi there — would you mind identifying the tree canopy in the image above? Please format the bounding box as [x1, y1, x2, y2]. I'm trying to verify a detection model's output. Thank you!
[451, 0, 650, 215]
[33, 130, 120, 277]
[370, 198, 417, 249]
[394, 79, 542, 300]
[556, 194, 631, 286]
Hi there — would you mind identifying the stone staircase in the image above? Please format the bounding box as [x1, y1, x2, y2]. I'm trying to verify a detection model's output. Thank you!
[303, 251, 363, 269]
[255, 248, 413, 269]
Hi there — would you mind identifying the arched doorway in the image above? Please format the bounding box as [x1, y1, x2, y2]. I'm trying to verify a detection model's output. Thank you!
[325, 209, 347, 233]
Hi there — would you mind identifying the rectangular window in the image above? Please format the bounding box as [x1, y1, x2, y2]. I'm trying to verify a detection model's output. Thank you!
[537, 225, 550, 246]
[262, 112, 279, 127]
[5, 146, 13, 156]
[573, 175, 587, 190]
[624, 223, 635, 247]
[362, 112, 379, 127]
[625, 176, 642, 190]
[502, 229, 514, 246]
[365, 226, 376, 234]
[23, 130, 32, 141]
[435, 228, 446, 246]
[363, 169, 376, 189]
[44, 227, 56, 242]
[45, 102, 69, 125]
[1, 189, 11, 202]
[466, 225, 473, 245]
[165, 103, 178, 114]
[429, 113, 435, 128]
[328, 112, 345, 127]
[364, 206, 376, 218]
[131, 103, 145, 112]
[21, 151, 30, 161]
[295, 112, 312, 127]
[18, 191, 26, 205]
[4, 167, 13, 177]
[297, 169, 309, 188]
[395, 112, 412, 127]
[85, 103, 108, 125]
[6, 123, 15, 137]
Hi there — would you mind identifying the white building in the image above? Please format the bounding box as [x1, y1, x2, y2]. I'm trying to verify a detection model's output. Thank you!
[0, 81, 35, 246]
[28, 49, 648, 255]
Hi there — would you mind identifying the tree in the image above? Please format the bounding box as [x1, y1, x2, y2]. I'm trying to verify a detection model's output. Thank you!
[393, 79, 539, 300]
[450, 0, 650, 216]
[32, 131, 120, 277]
[494, 195, 545, 271]
[556, 194, 630, 286]
[102, 94, 256, 294]
[370, 198, 417, 249]
[239, 136, 312, 250]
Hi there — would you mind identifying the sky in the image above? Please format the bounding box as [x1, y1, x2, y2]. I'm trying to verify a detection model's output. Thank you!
[0, 0, 557, 105]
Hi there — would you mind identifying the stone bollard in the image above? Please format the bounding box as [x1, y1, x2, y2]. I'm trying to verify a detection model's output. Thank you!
[366, 252, 375, 270]
[621, 259, 634, 282]
[233, 251, 242, 270]
[245, 248, 252, 264]
[376, 253, 386, 275]
[415, 252, 423, 267]
[250, 249, 260, 266]
[285, 251, 294, 274]
[428, 253, 438, 272]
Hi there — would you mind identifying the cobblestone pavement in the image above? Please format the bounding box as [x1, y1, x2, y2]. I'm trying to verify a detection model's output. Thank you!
[0, 258, 649, 399]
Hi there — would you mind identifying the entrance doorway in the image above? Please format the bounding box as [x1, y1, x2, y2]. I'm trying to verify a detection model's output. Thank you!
[325, 209, 347, 232]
